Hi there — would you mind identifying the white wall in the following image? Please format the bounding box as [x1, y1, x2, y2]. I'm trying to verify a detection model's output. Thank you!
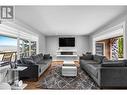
[45, 36, 58, 57]
[76, 36, 90, 55]
[38, 33, 46, 54]
[45, 35, 90, 57]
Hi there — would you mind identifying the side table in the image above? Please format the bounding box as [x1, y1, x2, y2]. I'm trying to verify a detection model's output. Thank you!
[8, 66, 27, 90]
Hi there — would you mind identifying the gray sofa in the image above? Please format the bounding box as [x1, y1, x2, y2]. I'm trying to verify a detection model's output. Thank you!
[18, 53, 52, 81]
[80, 54, 127, 88]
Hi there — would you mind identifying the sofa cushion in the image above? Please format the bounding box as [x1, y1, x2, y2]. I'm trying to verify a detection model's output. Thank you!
[80, 60, 99, 78]
[25, 60, 36, 65]
[38, 53, 43, 60]
[93, 55, 104, 64]
[37, 60, 47, 64]
[101, 63, 125, 67]
[43, 59, 52, 64]
[87, 63, 100, 78]
[31, 55, 40, 63]
[80, 60, 100, 77]
[101, 60, 125, 67]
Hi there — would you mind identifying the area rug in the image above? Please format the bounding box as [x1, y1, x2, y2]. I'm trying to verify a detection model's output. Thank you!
[38, 63, 99, 89]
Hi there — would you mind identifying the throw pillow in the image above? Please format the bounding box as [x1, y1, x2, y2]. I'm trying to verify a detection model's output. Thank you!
[93, 55, 104, 64]
[82, 54, 93, 60]
[44, 54, 50, 59]
[25, 60, 35, 65]
[86, 52, 92, 54]
[31, 55, 40, 63]
[21, 57, 35, 65]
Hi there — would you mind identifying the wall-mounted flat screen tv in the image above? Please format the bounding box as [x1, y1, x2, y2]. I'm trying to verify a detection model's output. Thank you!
[59, 37, 75, 47]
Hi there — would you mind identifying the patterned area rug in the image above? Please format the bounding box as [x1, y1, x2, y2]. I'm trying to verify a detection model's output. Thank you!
[38, 63, 99, 89]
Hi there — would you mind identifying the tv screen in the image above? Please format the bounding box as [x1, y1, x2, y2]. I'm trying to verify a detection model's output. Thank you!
[59, 37, 75, 47]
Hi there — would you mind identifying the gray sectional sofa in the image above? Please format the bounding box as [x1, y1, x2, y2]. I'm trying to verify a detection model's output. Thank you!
[80, 54, 127, 88]
[17, 53, 52, 81]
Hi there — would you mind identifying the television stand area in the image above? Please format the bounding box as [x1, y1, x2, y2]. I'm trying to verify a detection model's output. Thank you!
[56, 49, 78, 61]
[56, 49, 77, 56]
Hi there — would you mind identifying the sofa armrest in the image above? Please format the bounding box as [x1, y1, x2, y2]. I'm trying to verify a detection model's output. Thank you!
[19, 64, 39, 80]
[17, 63, 37, 67]
[98, 67, 127, 88]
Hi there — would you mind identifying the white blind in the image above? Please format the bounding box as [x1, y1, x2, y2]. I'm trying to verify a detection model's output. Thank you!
[0, 24, 38, 41]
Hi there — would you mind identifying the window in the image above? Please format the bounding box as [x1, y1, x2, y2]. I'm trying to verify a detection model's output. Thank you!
[0, 24, 38, 59]
[31, 41, 36, 55]
[0, 35, 37, 60]
[19, 39, 30, 58]
[19, 39, 37, 58]
[0, 35, 17, 62]
[96, 43, 104, 56]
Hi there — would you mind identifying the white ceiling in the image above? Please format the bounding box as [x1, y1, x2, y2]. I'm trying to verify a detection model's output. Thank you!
[15, 6, 127, 36]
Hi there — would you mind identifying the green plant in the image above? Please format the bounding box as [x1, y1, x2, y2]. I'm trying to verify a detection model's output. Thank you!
[118, 37, 123, 58]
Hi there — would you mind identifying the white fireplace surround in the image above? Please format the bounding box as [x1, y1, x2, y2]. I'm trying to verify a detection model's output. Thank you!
[56, 49, 77, 57]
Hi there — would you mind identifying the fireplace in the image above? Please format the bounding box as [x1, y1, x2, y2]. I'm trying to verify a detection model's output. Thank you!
[61, 52, 73, 55]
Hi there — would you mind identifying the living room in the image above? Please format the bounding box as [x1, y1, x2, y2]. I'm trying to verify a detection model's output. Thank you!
[1, 4, 127, 93]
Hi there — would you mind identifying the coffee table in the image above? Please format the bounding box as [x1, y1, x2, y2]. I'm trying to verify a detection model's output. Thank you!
[62, 61, 77, 76]
[63, 60, 75, 66]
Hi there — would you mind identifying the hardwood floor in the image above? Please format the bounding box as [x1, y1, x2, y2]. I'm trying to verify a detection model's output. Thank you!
[24, 61, 79, 90]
